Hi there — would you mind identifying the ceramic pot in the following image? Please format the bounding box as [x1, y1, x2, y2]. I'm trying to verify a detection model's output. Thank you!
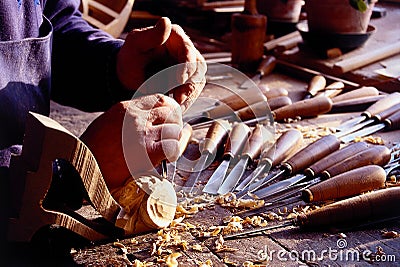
[256, 0, 304, 22]
[305, 0, 377, 33]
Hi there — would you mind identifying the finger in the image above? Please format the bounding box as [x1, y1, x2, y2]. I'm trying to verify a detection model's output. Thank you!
[146, 124, 182, 142]
[125, 17, 172, 52]
[132, 94, 178, 111]
[149, 105, 183, 126]
[166, 25, 199, 82]
[171, 61, 207, 112]
[150, 139, 181, 164]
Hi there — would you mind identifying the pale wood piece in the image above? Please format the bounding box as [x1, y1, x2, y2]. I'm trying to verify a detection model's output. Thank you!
[8, 112, 121, 242]
[333, 42, 400, 74]
[8, 112, 177, 241]
[80, 0, 135, 38]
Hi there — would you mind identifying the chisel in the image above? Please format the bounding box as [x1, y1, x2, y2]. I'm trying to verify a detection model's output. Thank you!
[224, 185, 400, 239]
[336, 92, 400, 131]
[331, 86, 379, 103]
[253, 144, 391, 200]
[238, 165, 387, 217]
[267, 96, 292, 111]
[303, 75, 326, 99]
[334, 102, 400, 138]
[234, 129, 303, 192]
[236, 134, 342, 199]
[202, 123, 251, 194]
[340, 109, 400, 144]
[315, 81, 345, 99]
[191, 99, 273, 130]
[217, 124, 274, 194]
[272, 96, 333, 121]
[171, 124, 193, 186]
[239, 56, 277, 89]
[182, 120, 231, 194]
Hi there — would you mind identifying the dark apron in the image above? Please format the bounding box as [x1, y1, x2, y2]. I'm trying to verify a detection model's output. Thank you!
[0, 16, 53, 149]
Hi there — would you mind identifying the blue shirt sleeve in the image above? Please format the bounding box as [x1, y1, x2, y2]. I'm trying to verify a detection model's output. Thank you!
[44, 0, 133, 112]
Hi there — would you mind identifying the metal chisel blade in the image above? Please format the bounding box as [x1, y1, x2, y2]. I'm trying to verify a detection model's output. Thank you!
[235, 162, 271, 192]
[182, 153, 209, 194]
[203, 159, 230, 194]
[334, 118, 375, 138]
[335, 115, 367, 131]
[218, 157, 248, 195]
[340, 123, 385, 144]
[253, 174, 306, 199]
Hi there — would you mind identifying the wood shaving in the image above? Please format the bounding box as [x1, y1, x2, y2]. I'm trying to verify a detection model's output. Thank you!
[192, 244, 203, 252]
[354, 135, 384, 145]
[382, 230, 400, 238]
[216, 193, 265, 209]
[165, 252, 182, 267]
[243, 261, 268, 267]
[198, 259, 213, 266]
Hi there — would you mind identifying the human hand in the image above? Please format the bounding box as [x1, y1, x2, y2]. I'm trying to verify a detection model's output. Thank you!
[116, 17, 207, 112]
[81, 94, 185, 190]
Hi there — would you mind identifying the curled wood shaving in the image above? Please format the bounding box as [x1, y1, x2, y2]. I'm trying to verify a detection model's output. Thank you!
[382, 230, 400, 238]
[165, 252, 182, 267]
[354, 136, 384, 145]
[216, 193, 264, 209]
[198, 259, 213, 266]
[243, 261, 268, 267]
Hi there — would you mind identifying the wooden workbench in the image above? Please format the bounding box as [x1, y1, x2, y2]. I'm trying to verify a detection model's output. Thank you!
[14, 2, 398, 266]
[66, 61, 400, 266]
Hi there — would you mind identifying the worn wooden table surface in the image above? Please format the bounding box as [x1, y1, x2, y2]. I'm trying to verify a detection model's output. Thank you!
[44, 3, 400, 265]
[57, 63, 400, 266]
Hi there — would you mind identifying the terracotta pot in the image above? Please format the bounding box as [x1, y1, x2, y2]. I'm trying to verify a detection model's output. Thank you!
[256, 0, 304, 22]
[305, 0, 377, 33]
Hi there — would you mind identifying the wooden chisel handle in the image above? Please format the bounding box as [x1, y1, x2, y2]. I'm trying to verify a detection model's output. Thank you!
[303, 165, 386, 203]
[361, 92, 400, 118]
[223, 123, 251, 158]
[268, 96, 292, 111]
[330, 95, 386, 113]
[297, 187, 400, 229]
[260, 129, 303, 167]
[331, 86, 379, 103]
[257, 56, 277, 77]
[242, 124, 274, 160]
[374, 103, 400, 121]
[322, 145, 391, 179]
[385, 109, 400, 130]
[306, 75, 326, 98]
[259, 85, 289, 99]
[178, 124, 193, 156]
[235, 100, 271, 122]
[316, 81, 344, 98]
[304, 141, 370, 177]
[218, 85, 286, 111]
[284, 135, 341, 174]
[202, 119, 232, 155]
[272, 96, 332, 121]
[216, 92, 267, 114]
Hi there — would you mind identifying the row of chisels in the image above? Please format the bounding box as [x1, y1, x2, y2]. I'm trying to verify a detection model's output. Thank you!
[176, 89, 400, 197]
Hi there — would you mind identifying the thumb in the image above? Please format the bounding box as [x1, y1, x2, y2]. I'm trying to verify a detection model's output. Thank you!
[126, 17, 172, 52]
